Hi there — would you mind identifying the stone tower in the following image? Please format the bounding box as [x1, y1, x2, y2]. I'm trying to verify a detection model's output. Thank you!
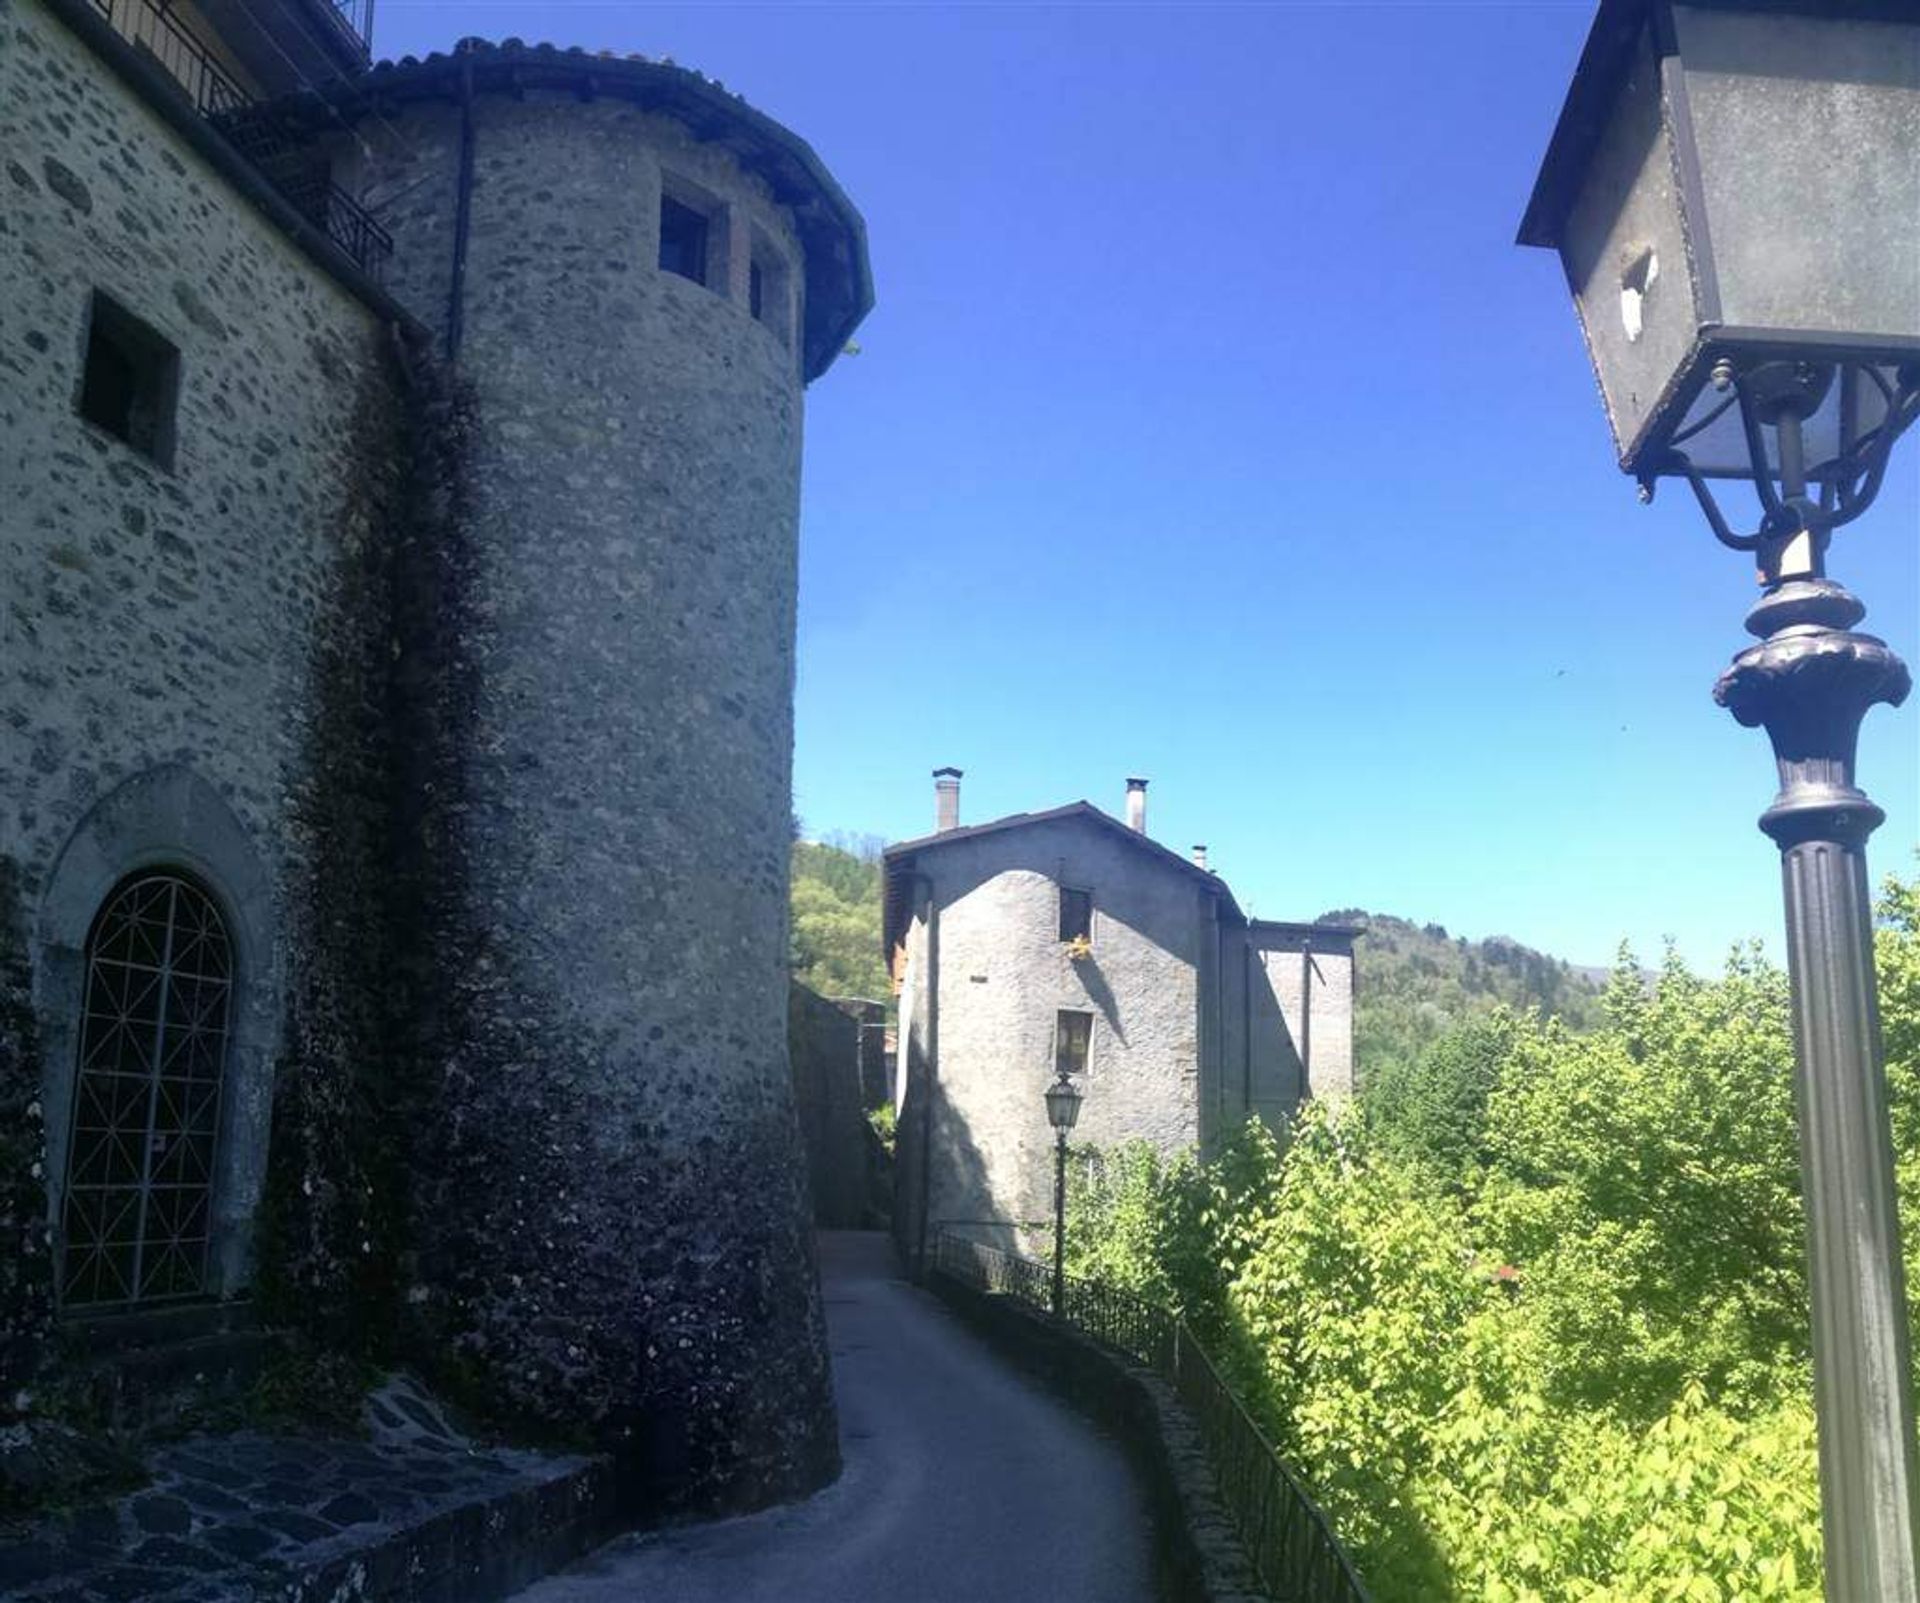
[321, 44, 872, 1505]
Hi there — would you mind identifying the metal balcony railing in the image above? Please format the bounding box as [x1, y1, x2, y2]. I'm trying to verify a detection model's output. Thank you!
[273, 172, 393, 283]
[92, 0, 247, 117]
[89, 1, 393, 283]
[934, 1231, 1372, 1603]
[311, 0, 374, 58]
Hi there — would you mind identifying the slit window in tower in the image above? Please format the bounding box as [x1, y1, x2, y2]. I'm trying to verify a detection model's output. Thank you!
[659, 194, 710, 285]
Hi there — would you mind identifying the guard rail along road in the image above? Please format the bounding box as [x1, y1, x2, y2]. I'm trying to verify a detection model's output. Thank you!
[933, 1231, 1371, 1603]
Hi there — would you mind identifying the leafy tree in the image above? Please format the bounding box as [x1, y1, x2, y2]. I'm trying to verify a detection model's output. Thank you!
[788, 837, 889, 1001]
[1064, 875, 1920, 1600]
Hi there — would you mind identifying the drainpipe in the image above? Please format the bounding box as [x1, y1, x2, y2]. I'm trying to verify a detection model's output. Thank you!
[1242, 937, 1253, 1116]
[1299, 937, 1316, 1098]
[913, 872, 939, 1279]
[445, 44, 478, 359]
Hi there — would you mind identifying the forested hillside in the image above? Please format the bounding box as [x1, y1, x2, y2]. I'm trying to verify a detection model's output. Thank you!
[785, 843, 1606, 1062]
[1317, 909, 1605, 1082]
[789, 836, 889, 1000]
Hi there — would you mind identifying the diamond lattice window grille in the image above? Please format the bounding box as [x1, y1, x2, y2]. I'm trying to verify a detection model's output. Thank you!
[61, 872, 232, 1308]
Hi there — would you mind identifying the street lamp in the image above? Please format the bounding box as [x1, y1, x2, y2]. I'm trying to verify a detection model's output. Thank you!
[1519, 4, 1920, 1598]
[1045, 1072, 1084, 1317]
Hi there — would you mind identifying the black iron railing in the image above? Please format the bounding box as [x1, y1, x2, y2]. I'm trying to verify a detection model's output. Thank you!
[934, 1232, 1370, 1603]
[93, 0, 248, 117]
[312, 0, 374, 57]
[275, 172, 393, 283]
[88, 0, 394, 283]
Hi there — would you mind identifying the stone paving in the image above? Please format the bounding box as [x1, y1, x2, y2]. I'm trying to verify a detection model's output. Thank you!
[0, 1376, 612, 1603]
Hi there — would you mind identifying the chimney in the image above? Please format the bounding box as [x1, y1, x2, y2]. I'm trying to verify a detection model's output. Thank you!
[1125, 777, 1148, 833]
[933, 767, 963, 833]
[1192, 845, 1208, 870]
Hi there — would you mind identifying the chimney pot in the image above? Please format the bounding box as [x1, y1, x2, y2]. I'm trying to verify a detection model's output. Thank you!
[933, 767, 963, 833]
[1192, 844, 1208, 869]
[1125, 777, 1148, 833]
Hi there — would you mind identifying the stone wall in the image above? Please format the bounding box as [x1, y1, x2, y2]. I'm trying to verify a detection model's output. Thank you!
[787, 984, 868, 1228]
[2, 10, 862, 1516]
[0, 0, 406, 1365]
[357, 83, 837, 1508]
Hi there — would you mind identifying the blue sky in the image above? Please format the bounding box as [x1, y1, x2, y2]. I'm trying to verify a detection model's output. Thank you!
[378, 0, 1918, 970]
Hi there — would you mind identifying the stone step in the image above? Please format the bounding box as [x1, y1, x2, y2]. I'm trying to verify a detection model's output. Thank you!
[67, 1327, 281, 1434]
[0, 1377, 624, 1603]
[62, 1298, 261, 1357]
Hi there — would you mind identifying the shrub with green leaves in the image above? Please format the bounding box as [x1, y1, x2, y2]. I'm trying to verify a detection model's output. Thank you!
[1066, 872, 1920, 1601]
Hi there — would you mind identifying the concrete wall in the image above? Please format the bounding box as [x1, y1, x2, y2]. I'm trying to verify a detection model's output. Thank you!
[363, 86, 835, 1505]
[0, 0, 402, 1330]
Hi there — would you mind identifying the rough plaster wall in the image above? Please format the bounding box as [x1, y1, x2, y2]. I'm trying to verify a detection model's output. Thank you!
[917, 818, 1207, 1258]
[371, 90, 836, 1508]
[1255, 934, 1355, 1107]
[0, 0, 401, 1334]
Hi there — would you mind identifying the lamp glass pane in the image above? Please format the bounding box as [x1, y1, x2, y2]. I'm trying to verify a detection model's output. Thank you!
[1665, 362, 1899, 480]
[1675, 6, 1920, 341]
[1561, 30, 1699, 469]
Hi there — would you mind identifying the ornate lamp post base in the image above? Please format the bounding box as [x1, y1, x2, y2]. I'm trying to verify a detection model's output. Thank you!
[1716, 575, 1920, 1601]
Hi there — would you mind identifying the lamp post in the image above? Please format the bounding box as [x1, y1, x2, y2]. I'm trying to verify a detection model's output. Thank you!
[1519, 5, 1920, 1597]
[1044, 1072, 1084, 1318]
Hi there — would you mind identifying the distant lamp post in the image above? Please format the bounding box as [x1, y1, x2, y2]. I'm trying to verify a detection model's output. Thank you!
[1519, 4, 1920, 1598]
[1044, 1072, 1084, 1317]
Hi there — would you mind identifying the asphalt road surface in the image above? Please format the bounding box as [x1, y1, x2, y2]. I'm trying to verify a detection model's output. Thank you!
[510, 1230, 1159, 1603]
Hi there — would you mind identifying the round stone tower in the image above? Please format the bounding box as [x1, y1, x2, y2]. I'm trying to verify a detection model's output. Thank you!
[326, 42, 871, 1508]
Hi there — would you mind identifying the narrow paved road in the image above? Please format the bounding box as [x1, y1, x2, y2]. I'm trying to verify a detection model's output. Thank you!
[512, 1230, 1159, 1603]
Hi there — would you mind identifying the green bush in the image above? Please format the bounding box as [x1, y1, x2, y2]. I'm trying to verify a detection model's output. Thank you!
[1066, 873, 1920, 1601]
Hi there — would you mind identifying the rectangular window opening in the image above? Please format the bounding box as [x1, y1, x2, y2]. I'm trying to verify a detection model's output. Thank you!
[748, 230, 793, 347]
[1059, 887, 1093, 945]
[78, 291, 178, 467]
[1056, 1010, 1093, 1078]
[659, 193, 711, 286]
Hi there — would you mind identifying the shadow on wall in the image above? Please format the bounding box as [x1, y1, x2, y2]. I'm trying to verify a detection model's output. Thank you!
[788, 981, 870, 1228]
[1246, 953, 1306, 1123]
[924, 822, 1199, 982]
[894, 1029, 1013, 1269]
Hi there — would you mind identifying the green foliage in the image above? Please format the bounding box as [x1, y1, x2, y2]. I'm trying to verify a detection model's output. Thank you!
[789, 837, 890, 1002]
[1362, 1011, 1520, 1188]
[1321, 909, 1607, 1090]
[1068, 875, 1920, 1601]
[866, 1101, 897, 1155]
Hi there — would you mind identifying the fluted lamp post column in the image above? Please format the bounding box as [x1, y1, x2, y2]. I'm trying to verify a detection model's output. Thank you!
[1045, 1072, 1084, 1318]
[1518, 5, 1920, 1598]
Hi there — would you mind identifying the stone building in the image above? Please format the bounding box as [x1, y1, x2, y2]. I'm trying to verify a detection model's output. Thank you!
[1, 0, 869, 1511]
[885, 771, 1356, 1268]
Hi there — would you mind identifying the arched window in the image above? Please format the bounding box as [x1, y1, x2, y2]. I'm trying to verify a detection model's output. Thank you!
[61, 872, 232, 1307]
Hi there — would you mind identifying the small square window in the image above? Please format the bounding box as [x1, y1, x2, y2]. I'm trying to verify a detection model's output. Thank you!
[659, 194, 710, 285]
[1059, 888, 1093, 945]
[1056, 1010, 1092, 1078]
[77, 291, 178, 467]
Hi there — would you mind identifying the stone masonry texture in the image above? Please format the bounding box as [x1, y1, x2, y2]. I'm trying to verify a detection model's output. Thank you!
[1, 2, 867, 1516]
[361, 82, 838, 1507]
